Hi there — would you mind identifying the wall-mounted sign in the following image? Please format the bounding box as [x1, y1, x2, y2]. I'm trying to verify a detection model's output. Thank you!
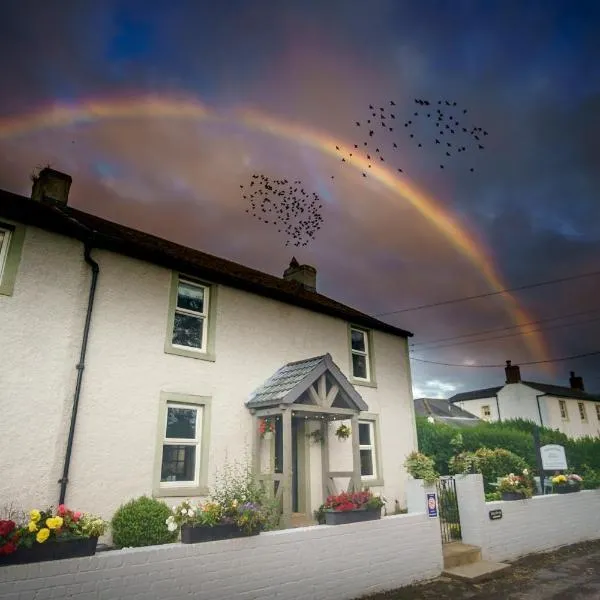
[540, 444, 568, 471]
[426, 493, 438, 518]
[489, 509, 503, 521]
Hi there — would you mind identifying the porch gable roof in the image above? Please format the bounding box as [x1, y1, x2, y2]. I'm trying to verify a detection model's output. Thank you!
[245, 353, 368, 412]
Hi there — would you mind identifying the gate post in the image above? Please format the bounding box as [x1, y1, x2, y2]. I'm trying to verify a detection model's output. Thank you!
[454, 474, 486, 550]
[406, 479, 437, 514]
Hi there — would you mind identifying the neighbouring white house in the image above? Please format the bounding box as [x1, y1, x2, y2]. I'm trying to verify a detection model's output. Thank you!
[0, 168, 418, 528]
[449, 360, 600, 439]
[413, 397, 481, 428]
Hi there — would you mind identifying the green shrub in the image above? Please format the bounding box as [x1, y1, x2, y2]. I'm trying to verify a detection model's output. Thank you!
[404, 451, 439, 483]
[449, 447, 530, 492]
[485, 491, 502, 502]
[111, 496, 177, 548]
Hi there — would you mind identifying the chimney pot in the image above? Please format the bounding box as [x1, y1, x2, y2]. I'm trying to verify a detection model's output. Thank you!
[283, 258, 317, 292]
[569, 371, 584, 391]
[31, 167, 72, 206]
[505, 360, 521, 384]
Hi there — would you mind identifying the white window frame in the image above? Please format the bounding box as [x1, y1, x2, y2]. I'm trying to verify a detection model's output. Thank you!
[481, 405, 491, 419]
[559, 399, 569, 420]
[172, 278, 209, 353]
[159, 402, 203, 490]
[350, 327, 371, 381]
[359, 420, 377, 480]
[578, 401, 587, 422]
[0, 226, 11, 284]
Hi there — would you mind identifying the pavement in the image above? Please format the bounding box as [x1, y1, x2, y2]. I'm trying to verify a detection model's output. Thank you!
[357, 540, 600, 600]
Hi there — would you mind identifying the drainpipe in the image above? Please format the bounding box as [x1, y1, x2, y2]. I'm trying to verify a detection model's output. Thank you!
[535, 393, 547, 428]
[58, 243, 99, 505]
[494, 393, 501, 422]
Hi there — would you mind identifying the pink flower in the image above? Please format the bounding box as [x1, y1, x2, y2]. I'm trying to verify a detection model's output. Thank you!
[57, 505, 67, 516]
[73, 512, 81, 521]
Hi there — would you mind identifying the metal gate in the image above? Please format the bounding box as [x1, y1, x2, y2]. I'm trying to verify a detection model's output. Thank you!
[436, 477, 462, 543]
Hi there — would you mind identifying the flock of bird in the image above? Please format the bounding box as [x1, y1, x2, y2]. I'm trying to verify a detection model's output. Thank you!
[332, 98, 488, 179]
[240, 174, 324, 247]
[240, 98, 489, 248]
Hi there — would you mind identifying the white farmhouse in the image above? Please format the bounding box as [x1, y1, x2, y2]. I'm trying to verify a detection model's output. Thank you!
[449, 360, 600, 439]
[0, 168, 417, 527]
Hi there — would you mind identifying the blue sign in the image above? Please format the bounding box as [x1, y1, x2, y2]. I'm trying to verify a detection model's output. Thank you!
[426, 493, 438, 518]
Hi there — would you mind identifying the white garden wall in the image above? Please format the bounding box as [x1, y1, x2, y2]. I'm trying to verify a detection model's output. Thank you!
[455, 474, 600, 562]
[0, 514, 443, 600]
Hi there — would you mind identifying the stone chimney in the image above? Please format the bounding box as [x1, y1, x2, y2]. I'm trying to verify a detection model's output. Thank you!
[569, 371, 584, 391]
[31, 167, 72, 206]
[505, 360, 521, 384]
[283, 257, 317, 292]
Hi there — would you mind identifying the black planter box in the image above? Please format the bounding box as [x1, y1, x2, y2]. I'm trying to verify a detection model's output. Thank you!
[555, 485, 580, 494]
[0, 536, 98, 567]
[180, 523, 259, 544]
[324, 507, 381, 526]
[501, 491, 527, 501]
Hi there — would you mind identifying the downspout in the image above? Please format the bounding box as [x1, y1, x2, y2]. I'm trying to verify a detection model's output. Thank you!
[494, 393, 501, 422]
[58, 243, 99, 505]
[535, 393, 547, 428]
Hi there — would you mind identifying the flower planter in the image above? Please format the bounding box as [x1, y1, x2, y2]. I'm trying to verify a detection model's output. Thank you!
[180, 523, 259, 544]
[554, 486, 580, 494]
[262, 432, 273, 441]
[0, 537, 98, 566]
[501, 491, 527, 501]
[324, 507, 381, 526]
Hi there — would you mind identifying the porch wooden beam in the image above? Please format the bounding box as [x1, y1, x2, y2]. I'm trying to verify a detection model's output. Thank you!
[321, 420, 330, 501]
[350, 415, 362, 493]
[281, 407, 293, 529]
[317, 374, 327, 404]
[307, 385, 322, 406]
[325, 383, 339, 407]
[292, 405, 357, 416]
[250, 407, 284, 417]
[328, 471, 354, 478]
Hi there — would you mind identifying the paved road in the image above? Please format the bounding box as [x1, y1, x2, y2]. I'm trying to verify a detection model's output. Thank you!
[358, 540, 600, 600]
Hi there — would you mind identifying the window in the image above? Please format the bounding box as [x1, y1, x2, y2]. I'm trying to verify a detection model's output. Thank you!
[596, 404, 600, 421]
[0, 222, 25, 296]
[559, 400, 568, 420]
[481, 405, 491, 419]
[357, 414, 383, 486]
[165, 273, 217, 361]
[154, 392, 211, 497]
[349, 326, 375, 385]
[578, 401, 587, 422]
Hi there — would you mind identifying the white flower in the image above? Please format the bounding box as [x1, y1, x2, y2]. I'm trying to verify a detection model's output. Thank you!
[166, 521, 178, 532]
[523, 469, 529, 476]
[180, 508, 187, 515]
[172, 505, 178, 511]
[187, 508, 195, 517]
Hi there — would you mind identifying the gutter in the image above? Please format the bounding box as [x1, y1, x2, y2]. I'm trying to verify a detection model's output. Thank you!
[535, 393, 548, 428]
[58, 243, 99, 505]
[494, 393, 501, 422]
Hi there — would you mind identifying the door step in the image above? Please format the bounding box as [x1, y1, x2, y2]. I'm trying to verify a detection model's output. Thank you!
[443, 542, 482, 569]
[443, 560, 511, 582]
[289, 512, 317, 528]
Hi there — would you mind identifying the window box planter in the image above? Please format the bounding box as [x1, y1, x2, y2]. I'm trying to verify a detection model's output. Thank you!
[554, 486, 580, 494]
[501, 491, 528, 501]
[180, 523, 259, 544]
[0, 537, 98, 566]
[324, 507, 381, 526]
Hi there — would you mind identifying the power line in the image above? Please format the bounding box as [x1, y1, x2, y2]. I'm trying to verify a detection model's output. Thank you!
[409, 350, 600, 368]
[374, 269, 600, 317]
[412, 307, 600, 347]
[413, 315, 600, 352]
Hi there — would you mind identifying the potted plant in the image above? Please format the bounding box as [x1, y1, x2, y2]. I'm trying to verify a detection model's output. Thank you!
[322, 490, 385, 525]
[259, 417, 276, 440]
[0, 505, 107, 566]
[497, 472, 533, 501]
[307, 429, 325, 445]
[552, 473, 583, 494]
[335, 424, 351, 440]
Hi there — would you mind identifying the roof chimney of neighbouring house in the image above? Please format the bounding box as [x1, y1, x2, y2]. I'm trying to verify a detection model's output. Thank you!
[505, 360, 521, 384]
[31, 167, 72, 206]
[283, 257, 317, 292]
[569, 370, 585, 391]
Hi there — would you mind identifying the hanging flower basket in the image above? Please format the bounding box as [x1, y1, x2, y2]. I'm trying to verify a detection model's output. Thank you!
[335, 424, 351, 440]
[307, 429, 325, 445]
[259, 417, 276, 439]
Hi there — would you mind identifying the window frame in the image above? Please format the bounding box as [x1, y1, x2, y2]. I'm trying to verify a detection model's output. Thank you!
[358, 413, 384, 487]
[577, 401, 588, 422]
[348, 325, 377, 388]
[481, 405, 492, 419]
[0, 220, 26, 297]
[559, 399, 569, 420]
[164, 272, 218, 361]
[153, 392, 212, 497]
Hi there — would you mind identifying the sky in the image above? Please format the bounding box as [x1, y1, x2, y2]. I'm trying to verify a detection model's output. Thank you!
[1, 0, 599, 399]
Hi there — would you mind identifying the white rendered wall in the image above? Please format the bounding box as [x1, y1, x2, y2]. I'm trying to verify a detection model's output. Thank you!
[543, 396, 600, 439]
[454, 397, 499, 421]
[0, 223, 417, 522]
[0, 514, 443, 600]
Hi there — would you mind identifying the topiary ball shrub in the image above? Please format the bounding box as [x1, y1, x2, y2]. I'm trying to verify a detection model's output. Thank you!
[111, 496, 178, 548]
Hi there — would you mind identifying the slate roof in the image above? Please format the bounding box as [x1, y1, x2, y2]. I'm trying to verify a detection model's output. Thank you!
[0, 189, 412, 339]
[246, 353, 368, 411]
[448, 386, 503, 403]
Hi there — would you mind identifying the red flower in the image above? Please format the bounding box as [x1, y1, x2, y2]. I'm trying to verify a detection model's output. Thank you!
[0, 541, 17, 555]
[0, 520, 16, 537]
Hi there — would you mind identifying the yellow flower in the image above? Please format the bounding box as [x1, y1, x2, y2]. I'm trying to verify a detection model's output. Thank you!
[29, 510, 41, 523]
[36, 528, 50, 543]
[28, 521, 38, 532]
[46, 516, 64, 530]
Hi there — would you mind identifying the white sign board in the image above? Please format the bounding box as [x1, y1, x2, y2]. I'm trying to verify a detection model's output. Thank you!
[540, 444, 568, 471]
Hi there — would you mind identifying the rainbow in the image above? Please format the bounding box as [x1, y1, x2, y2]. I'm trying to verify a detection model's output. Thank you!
[0, 94, 551, 366]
